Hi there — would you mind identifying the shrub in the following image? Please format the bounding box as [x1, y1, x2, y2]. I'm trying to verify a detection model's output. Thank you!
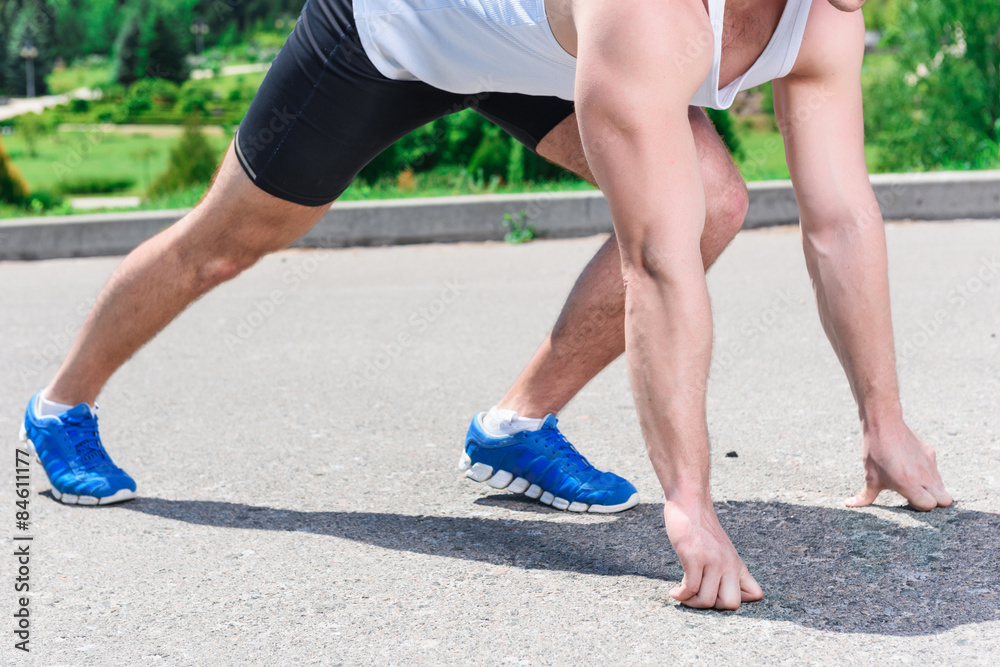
[467, 124, 510, 179]
[0, 136, 30, 204]
[705, 108, 744, 160]
[58, 176, 135, 195]
[147, 117, 221, 198]
[13, 113, 50, 158]
[178, 86, 212, 115]
[23, 190, 64, 212]
[865, 0, 1000, 170]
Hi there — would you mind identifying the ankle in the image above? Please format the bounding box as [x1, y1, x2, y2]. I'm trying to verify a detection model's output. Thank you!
[43, 384, 95, 409]
[497, 395, 561, 421]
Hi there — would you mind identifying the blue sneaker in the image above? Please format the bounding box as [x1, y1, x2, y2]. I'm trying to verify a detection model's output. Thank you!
[20, 392, 136, 505]
[459, 413, 639, 513]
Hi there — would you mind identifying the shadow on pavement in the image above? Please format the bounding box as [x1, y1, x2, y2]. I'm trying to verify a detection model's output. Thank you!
[117, 496, 999, 636]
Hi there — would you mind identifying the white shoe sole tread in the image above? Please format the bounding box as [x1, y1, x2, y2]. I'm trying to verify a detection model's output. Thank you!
[19, 426, 136, 506]
[459, 452, 639, 513]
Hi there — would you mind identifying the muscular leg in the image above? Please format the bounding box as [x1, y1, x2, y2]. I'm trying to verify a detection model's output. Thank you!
[45, 145, 329, 406]
[497, 107, 748, 417]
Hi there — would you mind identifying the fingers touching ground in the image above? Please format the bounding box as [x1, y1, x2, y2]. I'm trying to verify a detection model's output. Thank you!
[670, 565, 761, 611]
[845, 430, 954, 511]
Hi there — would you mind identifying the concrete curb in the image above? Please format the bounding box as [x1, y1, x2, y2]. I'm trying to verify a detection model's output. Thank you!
[1, 170, 997, 261]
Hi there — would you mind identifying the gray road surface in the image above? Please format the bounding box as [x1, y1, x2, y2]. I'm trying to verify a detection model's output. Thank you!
[2, 220, 998, 665]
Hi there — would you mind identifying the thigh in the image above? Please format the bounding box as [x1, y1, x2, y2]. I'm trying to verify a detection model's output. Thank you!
[235, 0, 467, 207]
[474, 93, 576, 152]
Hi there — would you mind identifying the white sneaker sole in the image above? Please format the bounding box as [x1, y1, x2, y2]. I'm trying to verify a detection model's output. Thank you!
[19, 425, 136, 506]
[458, 452, 639, 513]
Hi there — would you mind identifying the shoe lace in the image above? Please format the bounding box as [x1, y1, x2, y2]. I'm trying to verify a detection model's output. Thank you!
[533, 425, 594, 474]
[62, 412, 111, 471]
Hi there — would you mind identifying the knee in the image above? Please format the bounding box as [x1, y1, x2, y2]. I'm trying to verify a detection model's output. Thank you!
[709, 179, 749, 237]
[174, 214, 275, 293]
[194, 253, 258, 290]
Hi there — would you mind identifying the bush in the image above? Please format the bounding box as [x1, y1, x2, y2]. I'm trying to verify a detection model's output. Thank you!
[23, 189, 64, 212]
[865, 0, 1000, 170]
[58, 176, 135, 195]
[706, 108, 744, 160]
[147, 117, 221, 197]
[13, 113, 51, 157]
[119, 78, 182, 120]
[0, 136, 30, 204]
[178, 85, 213, 115]
[467, 125, 510, 179]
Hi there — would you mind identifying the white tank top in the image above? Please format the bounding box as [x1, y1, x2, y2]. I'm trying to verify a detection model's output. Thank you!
[353, 0, 813, 110]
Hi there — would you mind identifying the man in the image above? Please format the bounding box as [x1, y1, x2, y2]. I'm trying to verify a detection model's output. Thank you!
[21, 0, 951, 612]
[460, 0, 953, 609]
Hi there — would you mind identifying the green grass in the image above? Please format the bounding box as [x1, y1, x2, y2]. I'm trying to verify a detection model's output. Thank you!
[46, 63, 115, 95]
[339, 168, 595, 202]
[192, 72, 267, 100]
[733, 128, 884, 181]
[0, 120, 964, 221]
[131, 172, 596, 212]
[2, 131, 230, 197]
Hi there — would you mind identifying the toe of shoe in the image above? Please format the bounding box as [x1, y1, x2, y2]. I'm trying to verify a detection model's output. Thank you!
[577, 473, 638, 506]
[52, 469, 137, 499]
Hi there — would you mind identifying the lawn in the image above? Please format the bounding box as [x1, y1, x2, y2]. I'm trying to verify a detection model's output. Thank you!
[0, 122, 889, 220]
[734, 128, 883, 181]
[46, 62, 116, 95]
[2, 130, 231, 197]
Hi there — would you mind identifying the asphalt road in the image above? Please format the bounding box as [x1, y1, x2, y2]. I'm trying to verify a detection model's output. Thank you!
[2, 220, 998, 665]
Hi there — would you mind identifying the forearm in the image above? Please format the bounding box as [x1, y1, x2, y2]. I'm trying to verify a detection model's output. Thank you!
[802, 207, 902, 429]
[577, 101, 714, 502]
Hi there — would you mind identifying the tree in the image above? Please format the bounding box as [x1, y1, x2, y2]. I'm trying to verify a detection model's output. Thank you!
[0, 135, 30, 204]
[3, 1, 55, 97]
[145, 13, 189, 84]
[47, 0, 87, 61]
[112, 12, 144, 88]
[865, 0, 1000, 170]
[15, 112, 49, 157]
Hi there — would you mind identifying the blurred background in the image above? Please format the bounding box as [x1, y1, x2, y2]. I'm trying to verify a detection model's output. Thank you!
[0, 0, 997, 218]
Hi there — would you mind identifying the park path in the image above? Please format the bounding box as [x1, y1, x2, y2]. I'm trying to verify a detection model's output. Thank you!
[1, 223, 997, 664]
[0, 88, 100, 122]
[0, 62, 269, 123]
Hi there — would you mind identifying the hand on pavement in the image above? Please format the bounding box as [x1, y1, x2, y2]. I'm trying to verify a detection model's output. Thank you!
[846, 423, 952, 511]
[663, 500, 763, 610]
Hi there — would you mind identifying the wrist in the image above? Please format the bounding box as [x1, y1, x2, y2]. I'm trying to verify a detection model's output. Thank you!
[663, 482, 713, 508]
[860, 402, 904, 437]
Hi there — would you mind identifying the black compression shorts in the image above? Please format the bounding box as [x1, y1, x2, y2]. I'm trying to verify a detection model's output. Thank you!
[234, 0, 576, 207]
